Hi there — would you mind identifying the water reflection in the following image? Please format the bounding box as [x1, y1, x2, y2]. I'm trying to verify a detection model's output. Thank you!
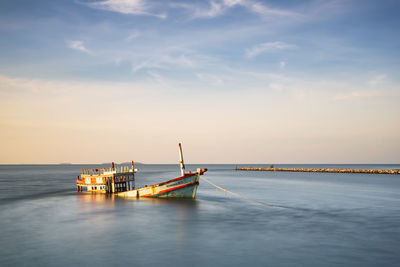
[76, 192, 117, 212]
[74, 192, 202, 255]
[76, 192, 199, 208]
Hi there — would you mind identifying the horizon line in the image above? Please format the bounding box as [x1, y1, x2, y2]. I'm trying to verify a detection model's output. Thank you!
[0, 163, 399, 165]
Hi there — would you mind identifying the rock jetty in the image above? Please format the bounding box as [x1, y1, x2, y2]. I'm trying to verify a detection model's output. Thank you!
[236, 167, 400, 175]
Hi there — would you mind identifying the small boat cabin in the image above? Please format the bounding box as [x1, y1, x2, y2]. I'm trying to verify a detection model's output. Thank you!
[76, 161, 137, 193]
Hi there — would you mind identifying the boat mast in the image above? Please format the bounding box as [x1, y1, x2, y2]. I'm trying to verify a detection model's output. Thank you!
[178, 143, 185, 176]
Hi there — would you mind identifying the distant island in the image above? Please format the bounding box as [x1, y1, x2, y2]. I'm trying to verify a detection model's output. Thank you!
[58, 162, 144, 165]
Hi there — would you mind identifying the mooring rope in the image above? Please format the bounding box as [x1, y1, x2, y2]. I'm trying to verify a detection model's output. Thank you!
[200, 177, 275, 207]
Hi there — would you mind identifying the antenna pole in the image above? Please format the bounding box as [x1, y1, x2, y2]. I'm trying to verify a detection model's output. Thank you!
[178, 143, 185, 176]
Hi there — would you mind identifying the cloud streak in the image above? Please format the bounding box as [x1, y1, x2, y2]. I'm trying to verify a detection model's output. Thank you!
[172, 0, 300, 19]
[131, 53, 195, 73]
[368, 74, 386, 86]
[126, 31, 140, 41]
[224, 0, 299, 17]
[87, 0, 167, 18]
[67, 40, 92, 54]
[279, 61, 286, 70]
[334, 90, 382, 100]
[245, 41, 297, 58]
[170, 1, 224, 19]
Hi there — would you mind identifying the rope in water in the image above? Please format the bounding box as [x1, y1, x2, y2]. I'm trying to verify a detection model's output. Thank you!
[200, 176, 275, 207]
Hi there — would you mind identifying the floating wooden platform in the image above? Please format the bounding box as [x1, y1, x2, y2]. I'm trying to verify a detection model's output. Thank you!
[236, 167, 400, 175]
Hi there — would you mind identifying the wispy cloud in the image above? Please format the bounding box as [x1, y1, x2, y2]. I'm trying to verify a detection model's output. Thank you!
[245, 41, 297, 58]
[196, 72, 224, 86]
[130, 46, 211, 73]
[225, 0, 299, 17]
[67, 40, 92, 54]
[172, 0, 299, 19]
[368, 74, 386, 86]
[132, 53, 194, 72]
[333, 74, 390, 100]
[126, 31, 140, 41]
[196, 1, 224, 18]
[334, 90, 382, 100]
[170, 1, 225, 19]
[279, 61, 286, 70]
[87, 0, 167, 18]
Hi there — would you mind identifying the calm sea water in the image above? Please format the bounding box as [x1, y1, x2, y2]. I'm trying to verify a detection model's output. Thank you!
[1, 164, 400, 266]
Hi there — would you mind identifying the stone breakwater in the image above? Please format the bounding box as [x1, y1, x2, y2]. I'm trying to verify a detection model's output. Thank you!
[236, 167, 400, 175]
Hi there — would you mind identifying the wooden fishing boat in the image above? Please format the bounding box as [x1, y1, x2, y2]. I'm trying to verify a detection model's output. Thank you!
[76, 161, 137, 193]
[118, 143, 207, 199]
[76, 143, 207, 198]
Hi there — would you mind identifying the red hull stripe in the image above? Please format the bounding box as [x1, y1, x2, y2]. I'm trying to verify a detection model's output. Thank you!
[141, 181, 198, 197]
[157, 169, 206, 186]
[158, 173, 196, 186]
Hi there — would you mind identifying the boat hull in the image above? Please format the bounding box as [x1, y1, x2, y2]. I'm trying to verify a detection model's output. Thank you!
[117, 171, 202, 199]
[151, 182, 199, 198]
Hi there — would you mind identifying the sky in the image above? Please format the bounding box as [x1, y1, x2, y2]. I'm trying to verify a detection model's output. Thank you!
[0, 0, 399, 164]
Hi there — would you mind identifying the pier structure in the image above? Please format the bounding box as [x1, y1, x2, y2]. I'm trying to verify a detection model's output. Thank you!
[236, 167, 400, 175]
